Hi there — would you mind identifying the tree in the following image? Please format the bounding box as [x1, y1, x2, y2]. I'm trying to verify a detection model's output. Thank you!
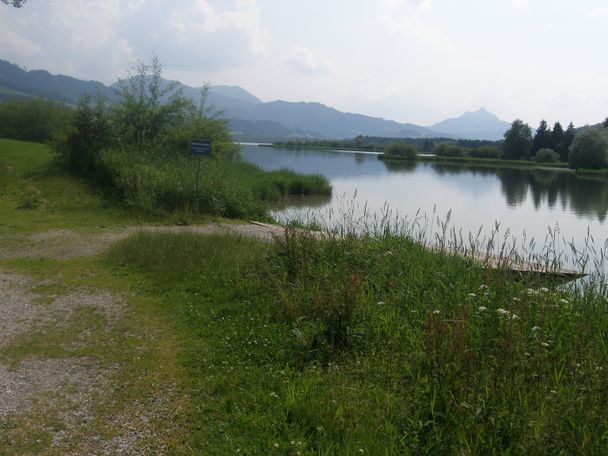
[533, 148, 559, 163]
[532, 120, 552, 156]
[551, 121, 566, 161]
[603, 117, 608, 128]
[563, 122, 576, 158]
[1, 0, 27, 6]
[503, 119, 532, 160]
[385, 142, 418, 160]
[568, 128, 608, 169]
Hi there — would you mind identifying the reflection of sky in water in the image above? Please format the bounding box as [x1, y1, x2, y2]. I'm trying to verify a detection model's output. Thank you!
[242, 145, 608, 272]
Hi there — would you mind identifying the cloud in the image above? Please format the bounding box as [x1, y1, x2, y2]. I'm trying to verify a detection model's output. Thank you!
[510, 0, 530, 9]
[119, 0, 268, 71]
[376, 14, 453, 50]
[381, 0, 431, 11]
[286, 46, 333, 74]
[0, 0, 268, 82]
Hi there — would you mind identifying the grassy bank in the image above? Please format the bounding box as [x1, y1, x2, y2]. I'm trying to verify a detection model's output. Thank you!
[379, 153, 571, 170]
[0, 138, 331, 224]
[106, 228, 608, 454]
[95, 147, 331, 220]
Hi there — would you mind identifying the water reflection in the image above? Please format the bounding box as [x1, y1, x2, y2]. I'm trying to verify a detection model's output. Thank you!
[241, 145, 608, 224]
[498, 170, 608, 222]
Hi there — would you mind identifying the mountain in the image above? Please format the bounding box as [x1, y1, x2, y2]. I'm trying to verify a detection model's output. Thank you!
[430, 108, 510, 140]
[0, 59, 506, 141]
[0, 59, 116, 103]
[219, 100, 451, 139]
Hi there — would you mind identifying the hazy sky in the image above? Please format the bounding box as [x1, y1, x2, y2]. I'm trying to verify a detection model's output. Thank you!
[1, 0, 606, 126]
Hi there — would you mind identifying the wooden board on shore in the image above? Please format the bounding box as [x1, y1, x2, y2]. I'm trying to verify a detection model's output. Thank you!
[250, 221, 585, 281]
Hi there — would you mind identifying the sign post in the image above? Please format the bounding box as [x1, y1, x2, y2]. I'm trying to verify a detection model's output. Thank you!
[190, 140, 212, 192]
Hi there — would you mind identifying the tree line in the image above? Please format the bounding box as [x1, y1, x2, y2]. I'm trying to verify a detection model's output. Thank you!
[504, 119, 608, 169]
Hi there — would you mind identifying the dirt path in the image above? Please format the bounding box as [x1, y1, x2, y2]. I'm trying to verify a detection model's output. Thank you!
[0, 222, 287, 454]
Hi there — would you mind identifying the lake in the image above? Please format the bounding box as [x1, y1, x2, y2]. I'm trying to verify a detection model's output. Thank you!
[241, 144, 608, 275]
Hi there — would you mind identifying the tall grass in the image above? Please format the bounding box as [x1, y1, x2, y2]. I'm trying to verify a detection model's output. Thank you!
[107, 211, 608, 453]
[95, 148, 331, 219]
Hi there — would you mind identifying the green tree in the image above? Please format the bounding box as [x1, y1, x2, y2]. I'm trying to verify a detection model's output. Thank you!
[532, 120, 552, 156]
[550, 121, 565, 160]
[503, 119, 532, 160]
[385, 142, 418, 160]
[533, 148, 559, 163]
[568, 128, 608, 169]
[0, 98, 73, 142]
[563, 122, 576, 151]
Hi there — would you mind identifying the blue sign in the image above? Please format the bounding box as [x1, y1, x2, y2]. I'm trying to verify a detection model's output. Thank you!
[190, 140, 212, 156]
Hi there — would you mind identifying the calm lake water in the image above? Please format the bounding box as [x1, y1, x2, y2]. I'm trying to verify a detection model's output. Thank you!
[242, 144, 608, 274]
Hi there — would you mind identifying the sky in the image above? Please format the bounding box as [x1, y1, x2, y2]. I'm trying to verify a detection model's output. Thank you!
[1, 0, 607, 127]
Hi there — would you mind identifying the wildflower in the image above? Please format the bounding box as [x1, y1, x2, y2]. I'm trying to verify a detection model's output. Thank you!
[478, 306, 487, 312]
[526, 288, 538, 296]
[316, 426, 324, 432]
[270, 392, 278, 398]
[274, 443, 279, 448]
[433, 309, 441, 315]
[497, 308, 509, 315]
[550, 390, 557, 394]
[479, 284, 489, 291]
[512, 297, 521, 303]
[539, 287, 549, 293]
[385, 250, 393, 256]
[377, 301, 385, 306]
[510, 313, 520, 320]
[559, 298, 569, 305]
[468, 293, 477, 298]
[531, 326, 541, 332]
[541, 342, 550, 348]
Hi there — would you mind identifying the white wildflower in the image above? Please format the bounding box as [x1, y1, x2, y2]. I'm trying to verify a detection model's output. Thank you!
[541, 342, 550, 348]
[497, 308, 509, 315]
[539, 287, 549, 293]
[531, 326, 541, 332]
[468, 293, 477, 298]
[559, 298, 569, 305]
[433, 309, 441, 315]
[479, 285, 489, 291]
[512, 297, 521, 303]
[478, 306, 487, 312]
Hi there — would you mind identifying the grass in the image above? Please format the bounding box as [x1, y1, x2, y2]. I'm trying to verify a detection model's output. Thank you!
[105, 227, 608, 454]
[380, 153, 571, 170]
[94, 147, 331, 220]
[0, 139, 137, 235]
[3, 137, 608, 453]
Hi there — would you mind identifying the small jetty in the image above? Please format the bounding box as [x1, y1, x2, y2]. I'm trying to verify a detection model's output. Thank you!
[249, 221, 586, 281]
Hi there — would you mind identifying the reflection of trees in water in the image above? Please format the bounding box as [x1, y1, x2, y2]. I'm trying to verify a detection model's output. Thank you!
[498, 169, 608, 222]
[381, 159, 418, 173]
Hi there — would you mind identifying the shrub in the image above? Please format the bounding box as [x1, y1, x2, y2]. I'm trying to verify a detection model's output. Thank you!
[434, 143, 467, 157]
[533, 148, 559, 163]
[469, 145, 501, 159]
[568, 128, 608, 169]
[0, 98, 73, 142]
[384, 142, 418, 160]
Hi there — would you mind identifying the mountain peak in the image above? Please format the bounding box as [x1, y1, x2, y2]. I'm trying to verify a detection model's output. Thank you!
[430, 108, 510, 140]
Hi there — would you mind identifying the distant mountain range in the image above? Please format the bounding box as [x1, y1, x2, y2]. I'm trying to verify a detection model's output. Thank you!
[0, 59, 511, 141]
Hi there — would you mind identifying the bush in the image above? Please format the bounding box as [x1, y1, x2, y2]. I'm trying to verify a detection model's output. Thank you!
[384, 142, 418, 159]
[469, 145, 501, 159]
[434, 143, 467, 157]
[0, 98, 73, 142]
[568, 128, 608, 169]
[533, 148, 559, 163]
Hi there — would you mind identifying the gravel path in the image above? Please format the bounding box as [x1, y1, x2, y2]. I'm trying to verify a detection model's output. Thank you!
[0, 222, 288, 454]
